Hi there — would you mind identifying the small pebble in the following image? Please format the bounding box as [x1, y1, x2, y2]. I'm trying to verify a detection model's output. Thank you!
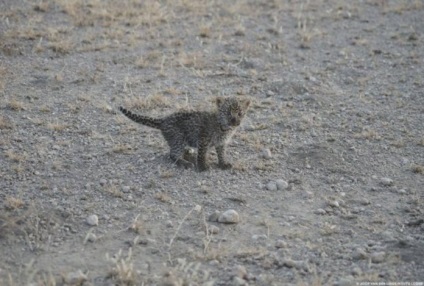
[236, 265, 248, 278]
[266, 90, 275, 97]
[252, 234, 268, 241]
[166, 220, 173, 228]
[352, 248, 367, 260]
[85, 233, 97, 243]
[335, 276, 355, 286]
[370, 251, 386, 263]
[328, 200, 340, 208]
[266, 181, 277, 191]
[275, 239, 287, 248]
[398, 189, 407, 194]
[99, 179, 107, 186]
[86, 214, 98, 226]
[276, 179, 289, 190]
[315, 208, 327, 215]
[233, 276, 247, 286]
[122, 186, 131, 193]
[351, 266, 362, 276]
[380, 177, 394, 186]
[65, 270, 87, 284]
[208, 225, 220, 234]
[218, 210, 240, 224]
[261, 148, 273, 159]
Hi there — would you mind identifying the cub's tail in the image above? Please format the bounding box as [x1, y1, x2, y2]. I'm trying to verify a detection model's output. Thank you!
[119, 107, 162, 129]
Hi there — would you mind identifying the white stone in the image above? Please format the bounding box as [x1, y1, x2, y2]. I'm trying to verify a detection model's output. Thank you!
[276, 179, 289, 190]
[86, 214, 99, 226]
[218, 210, 240, 224]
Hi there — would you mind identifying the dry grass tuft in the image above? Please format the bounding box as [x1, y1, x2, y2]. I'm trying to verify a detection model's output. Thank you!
[354, 129, 381, 140]
[5, 196, 25, 210]
[106, 248, 137, 286]
[47, 121, 68, 132]
[155, 192, 171, 203]
[112, 144, 133, 154]
[123, 93, 170, 110]
[128, 214, 143, 234]
[5, 150, 27, 163]
[0, 116, 14, 130]
[411, 164, 424, 175]
[7, 99, 26, 111]
[104, 184, 124, 198]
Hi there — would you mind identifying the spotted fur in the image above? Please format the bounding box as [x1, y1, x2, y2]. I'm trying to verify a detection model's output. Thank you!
[119, 97, 250, 171]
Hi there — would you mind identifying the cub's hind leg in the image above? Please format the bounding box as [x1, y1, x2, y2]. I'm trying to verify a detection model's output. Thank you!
[163, 132, 194, 169]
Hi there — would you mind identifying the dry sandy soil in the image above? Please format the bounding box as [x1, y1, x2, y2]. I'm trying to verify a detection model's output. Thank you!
[0, 0, 423, 285]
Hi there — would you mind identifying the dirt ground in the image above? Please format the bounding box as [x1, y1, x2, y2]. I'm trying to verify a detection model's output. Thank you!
[0, 0, 423, 285]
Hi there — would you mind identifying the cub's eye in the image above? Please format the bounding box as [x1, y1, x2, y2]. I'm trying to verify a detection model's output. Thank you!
[238, 111, 243, 116]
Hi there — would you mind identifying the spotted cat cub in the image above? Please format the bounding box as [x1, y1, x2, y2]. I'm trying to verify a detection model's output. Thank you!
[119, 96, 251, 172]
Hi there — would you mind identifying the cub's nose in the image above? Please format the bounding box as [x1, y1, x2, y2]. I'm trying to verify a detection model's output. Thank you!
[231, 117, 239, 126]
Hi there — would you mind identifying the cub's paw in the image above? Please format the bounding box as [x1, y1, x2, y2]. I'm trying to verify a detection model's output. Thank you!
[218, 162, 232, 170]
[197, 164, 210, 172]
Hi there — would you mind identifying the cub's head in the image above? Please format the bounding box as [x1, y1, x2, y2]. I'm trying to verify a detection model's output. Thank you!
[216, 97, 251, 131]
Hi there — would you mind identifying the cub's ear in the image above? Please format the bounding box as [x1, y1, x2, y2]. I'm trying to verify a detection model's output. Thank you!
[215, 96, 225, 107]
[241, 99, 251, 109]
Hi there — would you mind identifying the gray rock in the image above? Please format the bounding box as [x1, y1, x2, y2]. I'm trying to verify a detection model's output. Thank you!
[370, 251, 386, 263]
[218, 210, 240, 224]
[85, 232, 97, 243]
[99, 179, 107, 186]
[122, 186, 131, 193]
[315, 208, 327, 215]
[351, 266, 362, 276]
[275, 239, 288, 248]
[86, 214, 99, 226]
[380, 177, 394, 186]
[261, 148, 273, 159]
[252, 234, 268, 240]
[334, 276, 355, 286]
[352, 248, 367, 260]
[233, 276, 247, 286]
[208, 225, 220, 234]
[276, 179, 289, 190]
[266, 181, 277, 191]
[328, 200, 340, 208]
